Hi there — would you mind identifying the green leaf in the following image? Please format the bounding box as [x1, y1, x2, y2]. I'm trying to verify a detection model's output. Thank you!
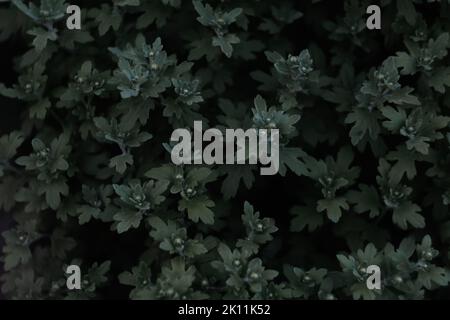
[41, 180, 69, 210]
[114, 210, 144, 233]
[278, 147, 307, 176]
[317, 197, 349, 223]
[179, 195, 215, 224]
[347, 185, 380, 218]
[418, 266, 449, 289]
[381, 106, 407, 132]
[0, 131, 24, 161]
[397, 0, 417, 25]
[89, 5, 122, 36]
[27, 27, 57, 52]
[220, 165, 255, 199]
[109, 153, 134, 174]
[392, 202, 424, 230]
[290, 204, 324, 232]
[428, 67, 450, 93]
[212, 34, 240, 58]
[386, 147, 421, 183]
[345, 109, 380, 145]
[387, 87, 420, 106]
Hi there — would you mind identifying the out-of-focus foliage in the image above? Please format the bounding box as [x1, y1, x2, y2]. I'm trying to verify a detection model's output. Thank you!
[1, 0, 450, 300]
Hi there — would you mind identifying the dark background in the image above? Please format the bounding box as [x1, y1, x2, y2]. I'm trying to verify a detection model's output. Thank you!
[1, 0, 449, 300]
[0, 35, 22, 300]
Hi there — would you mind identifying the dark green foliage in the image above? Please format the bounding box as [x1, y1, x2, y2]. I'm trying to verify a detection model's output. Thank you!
[1, 0, 450, 300]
